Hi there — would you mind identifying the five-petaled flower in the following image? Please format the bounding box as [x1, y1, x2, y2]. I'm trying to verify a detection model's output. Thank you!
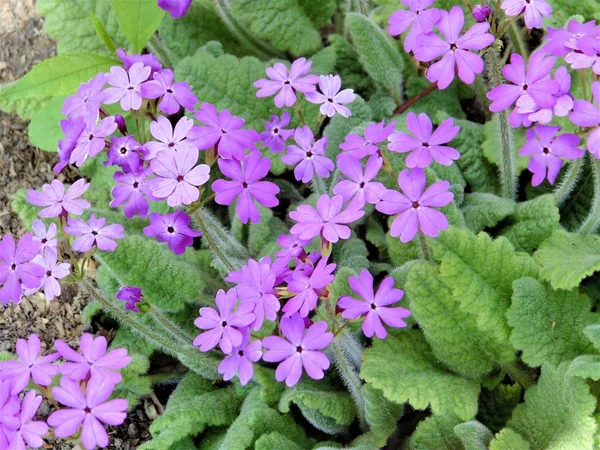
[0, 234, 44, 305]
[388, 0, 441, 52]
[254, 58, 319, 108]
[64, 214, 125, 252]
[27, 179, 90, 218]
[140, 68, 198, 114]
[501, 0, 552, 30]
[284, 256, 336, 318]
[103, 62, 151, 111]
[218, 329, 262, 386]
[339, 120, 396, 159]
[283, 126, 334, 183]
[143, 209, 201, 255]
[305, 75, 356, 118]
[333, 154, 386, 206]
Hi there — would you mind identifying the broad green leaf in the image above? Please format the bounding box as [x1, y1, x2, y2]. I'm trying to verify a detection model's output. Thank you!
[584, 325, 600, 349]
[534, 230, 600, 290]
[297, 0, 336, 28]
[91, 12, 117, 54]
[361, 330, 481, 420]
[254, 433, 307, 450]
[508, 363, 597, 450]
[328, 34, 376, 99]
[569, 355, 600, 381]
[27, 96, 67, 152]
[11, 189, 42, 231]
[478, 384, 522, 433]
[386, 233, 419, 267]
[332, 238, 369, 272]
[489, 429, 531, 450]
[110, 0, 164, 53]
[405, 413, 464, 450]
[363, 384, 403, 447]
[112, 354, 152, 409]
[454, 421, 494, 450]
[462, 193, 517, 233]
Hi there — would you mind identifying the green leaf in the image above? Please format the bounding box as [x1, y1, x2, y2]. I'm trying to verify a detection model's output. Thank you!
[297, 0, 336, 28]
[406, 413, 464, 450]
[454, 421, 494, 450]
[584, 325, 600, 349]
[346, 13, 404, 103]
[461, 193, 517, 233]
[534, 230, 600, 290]
[332, 238, 369, 272]
[489, 429, 531, 450]
[386, 233, 419, 267]
[112, 354, 152, 409]
[11, 189, 42, 231]
[544, 0, 600, 28]
[328, 34, 375, 99]
[27, 96, 67, 152]
[478, 384, 522, 433]
[569, 355, 600, 381]
[507, 278, 596, 367]
[508, 363, 597, 450]
[91, 12, 117, 54]
[361, 330, 481, 420]
[230, 0, 321, 56]
[432, 160, 467, 206]
[482, 114, 528, 173]
[110, 0, 164, 53]
[254, 433, 307, 450]
[363, 384, 403, 447]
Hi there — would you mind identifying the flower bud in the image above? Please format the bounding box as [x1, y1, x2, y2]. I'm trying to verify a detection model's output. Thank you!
[472, 4, 492, 23]
[114, 114, 128, 135]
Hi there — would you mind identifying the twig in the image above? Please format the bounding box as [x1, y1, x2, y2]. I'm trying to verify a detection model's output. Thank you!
[393, 83, 437, 115]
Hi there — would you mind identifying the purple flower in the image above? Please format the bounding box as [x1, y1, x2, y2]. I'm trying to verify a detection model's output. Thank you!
[0, 334, 59, 395]
[27, 179, 90, 218]
[284, 256, 336, 318]
[189, 102, 260, 160]
[212, 151, 280, 224]
[218, 330, 262, 385]
[388, 113, 460, 168]
[565, 37, 600, 75]
[283, 126, 334, 183]
[54, 116, 86, 173]
[5, 390, 49, 450]
[388, 0, 441, 52]
[31, 220, 57, 252]
[376, 168, 453, 243]
[253, 58, 319, 108]
[27, 247, 70, 301]
[339, 120, 396, 159]
[64, 214, 125, 253]
[413, 6, 494, 89]
[289, 194, 364, 243]
[569, 82, 600, 158]
[260, 112, 294, 153]
[194, 288, 256, 354]
[61, 73, 106, 123]
[519, 126, 584, 186]
[143, 209, 200, 255]
[54, 333, 131, 384]
[116, 49, 162, 75]
[157, 0, 193, 18]
[140, 69, 198, 114]
[144, 116, 197, 160]
[48, 376, 128, 450]
[305, 75, 356, 118]
[0, 379, 20, 436]
[472, 4, 492, 23]
[70, 116, 117, 166]
[105, 135, 143, 172]
[263, 314, 333, 387]
[111, 167, 156, 219]
[116, 286, 143, 313]
[276, 234, 310, 260]
[150, 146, 210, 207]
[0, 234, 44, 305]
[547, 21, 600, 57]
[501, 0, 551, 29]
[333, 155, 386, 206]
[103, 62, 151, 111]
[339, 270, 411, 339]
[517, 66, 574, 124]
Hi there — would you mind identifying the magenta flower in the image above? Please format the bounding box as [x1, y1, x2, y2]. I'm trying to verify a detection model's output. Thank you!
[501, 0, 551, 29]
[517, 66, 574, 124]
[61, 73, 106, 122]
[212, 151, 280, 224]
[116, 286, 143, 313]
[189, 102, 260, 160]
[338, 270, 411, 339]
[276, 234, 310, 260]
[0, 334, 59, 395]
[54, 117, 86, 173]
[27, 179, 90, 218]
[260, 112, 294, 153]
[306, 75, 356, 118]
[541, 21, 598, 57]
[150, 146, 210, 207]
[519, 126, 584, 186]
[284, 256, 336, 318]
[5, 390, 48, 450]
[64, 214, 125, 253]
[413, 6, 494, 89]
[140, 69, 198, 114]
[105, 135, 142, 172]
[472, 4, 492, 22]
[116, 49, 162, 75]
[143, 209, 200, 255]
[570, 82, 600, 158]
[194, 288, 256, 354]
[339, 120, 396, 159]
[0, 379, 20, 434]
[388, 113, 460, 168]
[48, 376, 128, 450]
[376, 168, 453, 243]
[289, 194, 364, 243]
[0, 234, 44, 305]
[158, 0, 192, 18]
[70, 116, 117, 166]
[111, 167, 156, 219]
[253, 58, 319, 108]
[263, 314, 333, 387]
[333, 154, 386, 206]
[218, 330, 262, 385]
[55, 333, 131, 384]
[144, 116, 197, 160]
[31, 220, 57, 252]
[103, 62, 151, 111]
[283, 126, 334, 183]
[27, 247, 70, 301]
[388, 0, 441, 52]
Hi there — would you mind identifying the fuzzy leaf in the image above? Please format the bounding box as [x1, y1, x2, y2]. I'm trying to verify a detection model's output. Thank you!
[406, 413, 464, 450]
[297, 0, 336, 28]
[328, 34, 375, 99]
[112, 354, 152, 409]
[544, 0, 600, 28]
[462, 193, 517, 233]
[332, 238, 369, 272]
[11, 189, 41, 231]
[478, 384, 522, 433]
[27, 96, 67, 152]
[454, 421, 494, 450]
[569, 355, 600, 381]
[489, 429, 531, 450]
[254, 433, 307, 450]
[363, 384, 403, 447]
[482, 114, 528, 173]
[386, 233, 419, 267]
[109, 0, 164, 53]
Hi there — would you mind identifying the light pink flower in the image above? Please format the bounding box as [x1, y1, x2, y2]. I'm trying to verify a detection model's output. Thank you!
[26, 179, 90, 218]
[64, 214, 125, 253]
[103, 62, 151, 110]
[254, 58, 319, 108]
[305, 75, 356, 118]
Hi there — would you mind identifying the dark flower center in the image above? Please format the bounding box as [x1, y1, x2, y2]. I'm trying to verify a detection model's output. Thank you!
[543, 147, 550, 154]
[220, 128, 228, 134]
[523, 84, 529, 91]
[284, 80, 291, 85]
[177, 175, 184, 182]
[120, 147, 127, 154]
[359, 181, 366, 188]
[296, 346, 303, 353]
[41, 238, 47, 244]
[167, 88, 173, 94]
[242, 181, 248, 188]
[46, 270, 52, 277]
[84, 407, 92, 414]
[423, 142, 430, 148]
[127, 86, 134, 91]
[238, 350, 244, 356]
[273, 127, 279, 134]
[221, 321, 228, 327]
[306, 151, 313, 158]
[133, 181, 139, 188]
[88, 134, 94, 141]
[412, 201, 420, 208]
[10, 264, 16, 270]
[167, 226, 175, 233]
[168, 142, 175, 147]
[92, 231, 98, 236]
[450, 43, 458, 51]
[370, 303, 377, 310]
[327, 98, 334, 103]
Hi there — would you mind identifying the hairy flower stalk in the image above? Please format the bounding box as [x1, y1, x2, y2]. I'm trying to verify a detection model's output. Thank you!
[578, 154, 600, 234]
[553, 157, 584, 205]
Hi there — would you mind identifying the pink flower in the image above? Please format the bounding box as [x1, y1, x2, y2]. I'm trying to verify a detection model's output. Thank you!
[144, 116, 197, 160]
[110, 167, 156, 219]
[194, 288, 256, 354]
[289, 194, 364, 243]
[283, 126, 334, 183]
[338, 270, 411, 339]
[569, 82, 600, 158]
[565, 37, 600, 75]
[140, 69, 198, 114]
[333, 154, 386, 206]
[54, 117, 86, 173]
[284, 256, 336, 318]
[212, 151, 280, 224]
[517, 66, 574, 124]
[61, 73, 106, 123]
[0, 234, 44, 305]
[276, 234, 310, 260]
[305, 75, 356, 118]
[143, 209, 201, 255]
[116, 50, 162, 75]
[70, 116, 118, 166]
[501, 0, 551, 29]
[413, 6, 494, 89]
[253, 58, 319, 108]
[5, 390, 49, 450]
[48, 376, 128, 450]
[339, 120, 396, 159]
[260, 112, 294, 153]
[31, 220, 57, 252]
[54, 333, 131, 384]
[105, 135, 143, 172]
[218, 330, 262, 386]
[27, 179, 90, 218]
[27, 247, 70, 301]
[472, 4, 492, 23]
[388, 0, 441, 52]
[116, 286, 143, 313]
[0, 334, 59, 395]
[263, 314, 333, 387]
[542, 21, 600, 58]
[103, 62, 151, 110]
[376, 168, 453, 243]
[388, 112, 460, 168]
[64, 214, 125, 253]
[158, 0, 192, 18]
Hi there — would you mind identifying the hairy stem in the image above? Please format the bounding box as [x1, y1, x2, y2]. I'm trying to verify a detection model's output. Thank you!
[578, 155, 600, 234]
[149, 308, 196, 345]
[311, 174, 327, 197]
[508, 22, 528, 62]
[191, 208, 238, 272]
[553, 158, 583, 206]
[417, 232, 433, 262]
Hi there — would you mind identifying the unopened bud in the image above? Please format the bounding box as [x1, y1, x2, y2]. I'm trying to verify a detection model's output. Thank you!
[114, 114, 128, 135]
[472, 5, 492, 23]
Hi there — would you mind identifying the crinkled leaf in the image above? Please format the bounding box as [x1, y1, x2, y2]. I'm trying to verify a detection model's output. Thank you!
[462, 193, 517, 233]
[332, 238, 369, 272]
[297, 0, 336, 28]
[454, 421, 494, 450]
[11, 189, 42, 231]
[478, 384, 522, 433]
[363, 384, 403, 447]
[489, 429, 531, 450]
[406, 413, 464, 450]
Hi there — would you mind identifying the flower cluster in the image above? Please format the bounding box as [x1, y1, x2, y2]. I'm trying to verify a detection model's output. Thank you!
[0, 333, 130, 450]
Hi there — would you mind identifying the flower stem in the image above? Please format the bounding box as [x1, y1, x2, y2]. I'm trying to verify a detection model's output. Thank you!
[508, 21, 528, 62]
[293, 102, 307, 126]
[578, 155, 600, 234]
[417, 231, 433, 262]
[553, 157, 583, 206]
[149, 307, 196, 345]
[311, 174, 327, 197]
[393, 83, 437, 115]
[192, 208, 237, 272]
